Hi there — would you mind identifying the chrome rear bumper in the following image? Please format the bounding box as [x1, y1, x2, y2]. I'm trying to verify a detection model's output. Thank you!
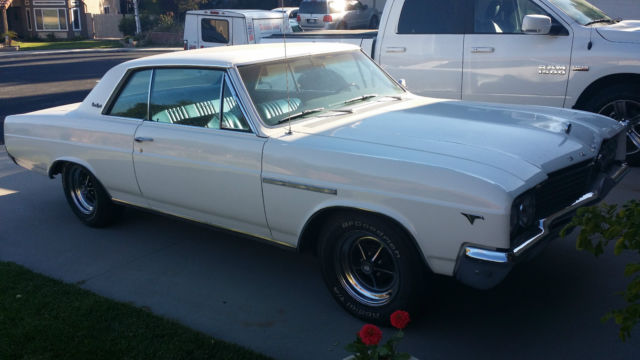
[454, 161, 629, 290]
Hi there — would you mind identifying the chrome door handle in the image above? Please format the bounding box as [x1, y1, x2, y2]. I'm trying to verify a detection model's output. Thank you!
[134, 137, 154, 143]
[471, 47, 495, 53]
[385, 47, 406, 53]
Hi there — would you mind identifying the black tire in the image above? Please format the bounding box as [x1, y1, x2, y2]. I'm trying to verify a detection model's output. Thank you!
[337, 21, 348, 30]
[369, 16, 379, 29]
[62, 164, 120, 227]
[318, 212, 425, 325]
[578, 83, 640, 165]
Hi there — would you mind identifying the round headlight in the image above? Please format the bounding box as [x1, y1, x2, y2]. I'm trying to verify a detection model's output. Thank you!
[517, 193, 536, 228]
[511, 192, 536, 233]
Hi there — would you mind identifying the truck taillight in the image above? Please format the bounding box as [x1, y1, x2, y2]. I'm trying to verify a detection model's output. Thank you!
[297, 15, 301, 22]
[323, 15, 333, 23]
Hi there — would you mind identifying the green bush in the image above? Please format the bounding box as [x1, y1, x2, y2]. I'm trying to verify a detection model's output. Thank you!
[562, 200, 640, 341]
[118, 14, 156, 37]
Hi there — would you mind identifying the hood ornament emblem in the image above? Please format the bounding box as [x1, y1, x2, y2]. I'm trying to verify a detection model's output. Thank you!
[462, 213, 485, 225]
[564, 122, 572, 134]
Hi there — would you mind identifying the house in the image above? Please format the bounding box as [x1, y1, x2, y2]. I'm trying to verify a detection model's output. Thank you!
[1, 0, 120, 40]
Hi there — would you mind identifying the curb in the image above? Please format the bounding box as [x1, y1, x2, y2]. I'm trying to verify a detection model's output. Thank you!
[0, 47, 182, 59]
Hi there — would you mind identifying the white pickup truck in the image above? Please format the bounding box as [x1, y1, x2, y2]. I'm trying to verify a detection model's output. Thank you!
[262, 0, 640, 164]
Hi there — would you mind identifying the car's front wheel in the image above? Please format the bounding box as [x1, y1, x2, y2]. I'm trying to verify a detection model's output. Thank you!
[62, 164, 120, 227]
[319, 212, 424, 325]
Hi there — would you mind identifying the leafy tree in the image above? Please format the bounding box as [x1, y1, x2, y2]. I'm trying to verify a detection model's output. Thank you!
[562, 200, 640, 341]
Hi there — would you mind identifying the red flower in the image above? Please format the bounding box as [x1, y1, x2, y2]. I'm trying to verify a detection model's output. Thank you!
[390, 310, 410, 330]
[358, 324, 383, 346]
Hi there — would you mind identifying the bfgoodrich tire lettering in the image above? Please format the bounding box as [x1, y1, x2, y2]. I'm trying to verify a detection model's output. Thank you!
[62, 164, 120, 227]
[319, 212, 424, 324]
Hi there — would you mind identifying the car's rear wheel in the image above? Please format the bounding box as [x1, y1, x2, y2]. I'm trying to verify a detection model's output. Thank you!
[319, 212, 424, 325]
[62, 164, 120, 227]
[579, 83, 640, 165]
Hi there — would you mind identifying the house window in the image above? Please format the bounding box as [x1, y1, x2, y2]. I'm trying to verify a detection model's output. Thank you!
[72, 8, 81, 30]
[103, 6, 110, 14]
[26, 9, 33, 30]
[34, 8, 68, 31]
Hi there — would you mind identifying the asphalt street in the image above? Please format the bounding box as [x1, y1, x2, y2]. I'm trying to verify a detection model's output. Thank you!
[1, 52, 639, 359]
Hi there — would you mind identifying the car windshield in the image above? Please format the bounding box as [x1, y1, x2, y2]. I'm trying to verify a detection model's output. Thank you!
[548, 0, 612, 26]
[238, 50, 405, 126]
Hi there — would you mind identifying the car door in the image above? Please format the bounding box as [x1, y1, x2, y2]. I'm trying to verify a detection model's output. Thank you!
[132, 67, 271, 239]
[462, 0, 573, 106]
[97, 69, 151, 206]
[377, 0, 467, 100]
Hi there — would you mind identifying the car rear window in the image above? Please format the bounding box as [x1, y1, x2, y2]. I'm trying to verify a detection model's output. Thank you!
[299, 1, 328, 14]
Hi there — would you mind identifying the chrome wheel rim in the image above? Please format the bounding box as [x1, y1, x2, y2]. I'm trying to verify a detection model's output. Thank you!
[598, 99, 640, 156]
[68, 167, 97, 215]
[336, 233, 399, 306]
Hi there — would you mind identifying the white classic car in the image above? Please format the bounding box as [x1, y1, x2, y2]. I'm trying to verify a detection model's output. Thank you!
[3, 43, 629, 323]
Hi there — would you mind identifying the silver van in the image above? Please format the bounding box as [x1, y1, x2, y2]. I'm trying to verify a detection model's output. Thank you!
[297, 0, 379, 30]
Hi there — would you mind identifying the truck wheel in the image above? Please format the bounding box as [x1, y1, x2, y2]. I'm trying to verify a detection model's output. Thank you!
[580, 84, 640, 165]
[338, 21, 348, 30]
[62, 164, 121, 227]
[319, 212, 424, 325]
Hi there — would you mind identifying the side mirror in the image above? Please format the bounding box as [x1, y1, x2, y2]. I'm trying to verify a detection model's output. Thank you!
[522, 14, 552, 35]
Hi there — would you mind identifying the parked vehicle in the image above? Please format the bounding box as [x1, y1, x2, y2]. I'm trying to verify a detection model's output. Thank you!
[271, 7, 303, 32]
[297, 0, 379, 30]
[4, 43, 629, 323]
[264, 0, 640, 164]
[183, 9, 294, 49]
[271, 6, 299, 19]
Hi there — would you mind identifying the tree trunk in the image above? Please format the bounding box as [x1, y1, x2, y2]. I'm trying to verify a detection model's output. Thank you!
[2, 7, 8, 45]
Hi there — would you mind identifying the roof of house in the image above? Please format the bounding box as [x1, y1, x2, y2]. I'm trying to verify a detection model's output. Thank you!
[0, 0, 12, 11]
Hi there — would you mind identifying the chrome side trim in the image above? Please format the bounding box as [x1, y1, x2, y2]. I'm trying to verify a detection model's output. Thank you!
[262, 178, 338, 195]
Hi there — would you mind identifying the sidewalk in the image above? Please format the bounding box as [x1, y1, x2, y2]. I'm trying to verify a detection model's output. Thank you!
[0, 47, 182, 59]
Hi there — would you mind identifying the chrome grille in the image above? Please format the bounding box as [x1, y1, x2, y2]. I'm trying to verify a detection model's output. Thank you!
[535, 160, 594, 219]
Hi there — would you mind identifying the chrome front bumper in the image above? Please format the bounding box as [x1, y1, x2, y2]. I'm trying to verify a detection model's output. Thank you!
[454, 161, 630, 290]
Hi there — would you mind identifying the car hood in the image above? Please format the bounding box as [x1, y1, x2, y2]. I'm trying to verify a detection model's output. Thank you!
[294, 99, 623, 181]
[596, 20, 640, 44]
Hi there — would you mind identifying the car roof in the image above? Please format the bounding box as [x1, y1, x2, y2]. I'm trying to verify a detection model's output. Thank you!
[124, 42, 361, 69]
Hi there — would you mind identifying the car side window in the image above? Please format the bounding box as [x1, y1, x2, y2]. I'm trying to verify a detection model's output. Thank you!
[474, 0, 550, 34]
[201, 19, 229, 43]
[398, 0, 466, 34]
[106, 69, 151, 119]
[220, 81, 251, 131]
[149, 68, 225, 128]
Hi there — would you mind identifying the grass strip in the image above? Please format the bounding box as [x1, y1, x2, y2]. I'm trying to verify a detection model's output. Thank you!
[15, 40, 123, 50]
[0, 261, 273, 360]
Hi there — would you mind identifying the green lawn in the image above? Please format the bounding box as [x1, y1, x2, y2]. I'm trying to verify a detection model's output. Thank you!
[15, 40, 123, 50]
[0, 261, 273, 360]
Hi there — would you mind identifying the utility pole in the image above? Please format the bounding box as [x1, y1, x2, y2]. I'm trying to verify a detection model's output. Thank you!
[132, 0, 141, 34]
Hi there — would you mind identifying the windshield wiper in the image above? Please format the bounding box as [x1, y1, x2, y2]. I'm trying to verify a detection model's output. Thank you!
[343, 94, 378, 105]
[584, 18, 615, 26]
[276, 107, 325, 124]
